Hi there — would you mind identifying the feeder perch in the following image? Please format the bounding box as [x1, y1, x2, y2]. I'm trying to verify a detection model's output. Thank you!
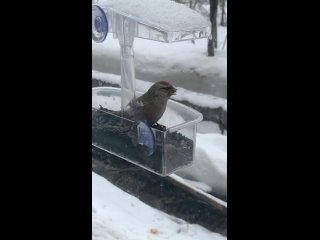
[92, 0, 211, 176]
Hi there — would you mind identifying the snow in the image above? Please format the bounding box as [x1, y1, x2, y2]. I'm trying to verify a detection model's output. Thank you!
[93, 0, 227, 98]
[92, 27, 227, 97]
[92, 172, 226, 240]
[92, 71, 227, 110]
[198, 121, 227, 136]
[222, 103, 227, 111]
[176, 133, 227, 198]
[170, 174, 227, 208]
[92, 95, 121, 111]
[96, 0, 210, 32]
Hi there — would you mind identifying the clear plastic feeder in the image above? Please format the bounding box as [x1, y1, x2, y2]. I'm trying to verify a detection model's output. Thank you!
[92, 87, 203, 176]
[92, 0, 210, 175]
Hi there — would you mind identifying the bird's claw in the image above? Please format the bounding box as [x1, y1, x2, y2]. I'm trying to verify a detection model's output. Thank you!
[152, 123, 167, 131]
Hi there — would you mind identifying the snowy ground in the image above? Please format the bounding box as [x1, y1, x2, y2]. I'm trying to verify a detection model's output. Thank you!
[92, 21, 227, 98]
[176, 133, 227, 198]
[93, 172, 226, 240]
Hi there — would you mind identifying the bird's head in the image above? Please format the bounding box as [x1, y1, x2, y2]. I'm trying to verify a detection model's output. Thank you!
[153, 81, 177, 98]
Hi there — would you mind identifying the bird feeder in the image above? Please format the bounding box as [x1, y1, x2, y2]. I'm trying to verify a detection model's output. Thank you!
[92, 0, 211, 176]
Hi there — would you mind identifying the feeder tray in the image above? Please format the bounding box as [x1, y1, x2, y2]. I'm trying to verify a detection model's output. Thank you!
[92, 87, 203, 176]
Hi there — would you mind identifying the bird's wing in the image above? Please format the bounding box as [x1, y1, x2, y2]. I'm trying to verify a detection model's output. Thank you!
[129, 96, 144, 107]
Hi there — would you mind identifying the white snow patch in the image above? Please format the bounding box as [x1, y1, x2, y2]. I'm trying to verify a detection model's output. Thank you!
[176, 133, 227, 198]
[92, 36, 227, 84]
[92, 172, 227, 240]
[96, 0, 210, 32]
[92, 95, 121, 111]
[170, 174, 227, 208]
[198, 121, 227, 135]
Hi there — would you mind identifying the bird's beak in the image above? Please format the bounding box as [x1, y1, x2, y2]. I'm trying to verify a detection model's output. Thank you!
[171, 87, 177, 95]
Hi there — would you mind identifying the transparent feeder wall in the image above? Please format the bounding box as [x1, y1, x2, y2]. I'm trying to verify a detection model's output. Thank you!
[92, 88, 202, 176]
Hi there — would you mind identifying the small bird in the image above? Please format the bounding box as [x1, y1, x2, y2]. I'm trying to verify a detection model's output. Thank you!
[100, 81, 177, 127]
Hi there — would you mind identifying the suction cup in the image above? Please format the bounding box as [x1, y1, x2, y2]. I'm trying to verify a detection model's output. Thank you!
[131, 121, 156, 157]
[92, 5, 108, 42]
